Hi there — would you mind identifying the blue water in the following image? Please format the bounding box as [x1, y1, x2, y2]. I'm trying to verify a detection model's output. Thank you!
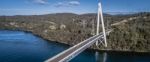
[0, 30, 149, 62]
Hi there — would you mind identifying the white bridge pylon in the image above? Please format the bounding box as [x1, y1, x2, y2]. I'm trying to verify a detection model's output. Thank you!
[96, 2, 107, 47]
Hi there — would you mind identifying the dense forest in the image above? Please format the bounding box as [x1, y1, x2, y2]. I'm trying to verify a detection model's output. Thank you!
[0, 12, 149, 52]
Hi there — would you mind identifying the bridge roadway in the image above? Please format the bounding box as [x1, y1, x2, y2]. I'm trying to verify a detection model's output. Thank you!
[45, 30, 112, 62]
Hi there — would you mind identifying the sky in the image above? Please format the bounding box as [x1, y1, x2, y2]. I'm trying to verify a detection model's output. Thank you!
[0, 0, 150, 16]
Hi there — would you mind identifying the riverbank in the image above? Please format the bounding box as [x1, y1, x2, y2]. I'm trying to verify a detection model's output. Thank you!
[0, 30, 149, 62]
[0, 28, 149, 53]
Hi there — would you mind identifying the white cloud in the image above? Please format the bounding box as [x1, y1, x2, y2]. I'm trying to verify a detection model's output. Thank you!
[33, 0, 47, 4]
[54, 1, 80, 7]
[68, 1, 80, 6]
[55, 2, 65, 7]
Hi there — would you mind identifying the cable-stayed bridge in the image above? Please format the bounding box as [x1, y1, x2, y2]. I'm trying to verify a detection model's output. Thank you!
[45, 1, 110, 62]
[45, 30, 112, 62]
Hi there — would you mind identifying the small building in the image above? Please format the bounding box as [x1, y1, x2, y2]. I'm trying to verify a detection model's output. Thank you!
[60, 24, 66, 29]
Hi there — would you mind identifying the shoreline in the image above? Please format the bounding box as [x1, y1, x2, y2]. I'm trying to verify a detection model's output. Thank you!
[0, 29, 149, 53]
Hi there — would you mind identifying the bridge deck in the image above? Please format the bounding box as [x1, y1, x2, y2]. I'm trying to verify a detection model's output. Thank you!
[45, 30, 111, 62]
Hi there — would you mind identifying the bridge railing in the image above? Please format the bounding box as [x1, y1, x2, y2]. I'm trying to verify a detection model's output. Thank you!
[45, 32, 102, 62]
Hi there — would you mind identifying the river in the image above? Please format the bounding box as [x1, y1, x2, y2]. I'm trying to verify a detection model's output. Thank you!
[0, 30, 149, 62]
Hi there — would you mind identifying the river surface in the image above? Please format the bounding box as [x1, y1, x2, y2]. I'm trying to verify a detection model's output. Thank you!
[0, 30, 149, 62]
